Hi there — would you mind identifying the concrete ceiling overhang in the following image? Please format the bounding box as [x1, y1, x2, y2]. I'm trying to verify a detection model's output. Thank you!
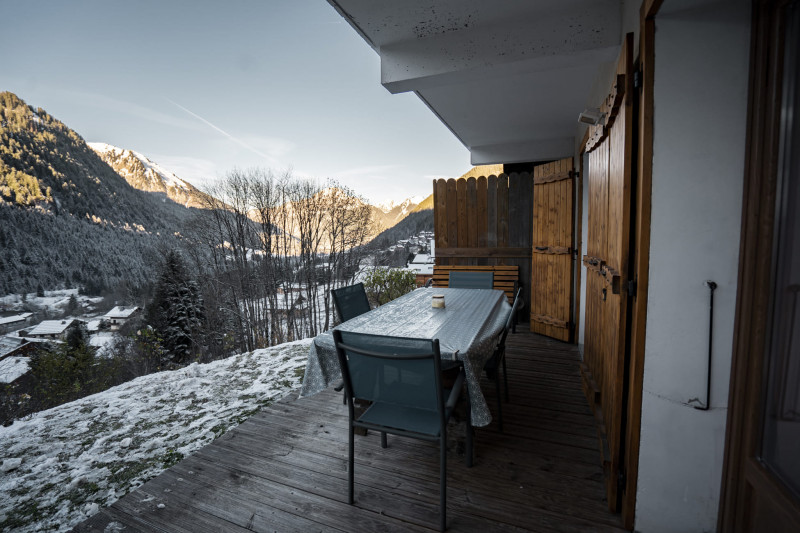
[327, 0, 622, 165]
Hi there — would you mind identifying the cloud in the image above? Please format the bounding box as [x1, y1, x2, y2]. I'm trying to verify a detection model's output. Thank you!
[166, 99, 288, 165]
[331, 164, 401, 178]
[146, 154, 222, 190]
[239, 135, 296, 159]
[60, 89, 201, 131]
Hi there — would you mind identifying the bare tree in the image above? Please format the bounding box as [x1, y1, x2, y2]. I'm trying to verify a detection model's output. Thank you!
[319, 180, 374, 330]
[187, 168, 374, 351]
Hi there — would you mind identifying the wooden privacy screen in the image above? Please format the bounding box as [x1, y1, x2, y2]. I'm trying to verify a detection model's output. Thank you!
[530, 158, 575, 342]
[433, 174, 533, 317]
[581, 34, 634, 513]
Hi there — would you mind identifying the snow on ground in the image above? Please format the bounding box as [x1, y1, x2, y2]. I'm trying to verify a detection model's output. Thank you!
[0, 289, 104, 315]
[0, 338, 313, 532]
[88, 332, 116, 358]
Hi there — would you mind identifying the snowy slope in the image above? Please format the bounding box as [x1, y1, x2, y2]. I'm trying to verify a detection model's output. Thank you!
[0, 338, 312, 532]
[89, 142, 207, 208]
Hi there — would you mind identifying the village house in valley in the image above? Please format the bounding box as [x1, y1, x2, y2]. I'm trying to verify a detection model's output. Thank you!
[23, 319, 80, 340]
[0, 336, 35, 386]
[102, 306, 140, 331]
[0, 312, 33, 335]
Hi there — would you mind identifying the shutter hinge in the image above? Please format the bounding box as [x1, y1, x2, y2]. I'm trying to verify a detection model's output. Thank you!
[633, 69, 642, 89]
[627, 279, 637, 297]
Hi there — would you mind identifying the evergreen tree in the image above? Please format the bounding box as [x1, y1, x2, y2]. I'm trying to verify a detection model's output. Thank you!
[146, 250, 205, 365]
[66, 294, 80, 315]
[27, 329, 100, 410]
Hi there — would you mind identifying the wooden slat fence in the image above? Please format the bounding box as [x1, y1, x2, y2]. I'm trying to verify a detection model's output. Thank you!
[433, 174, 533, 317]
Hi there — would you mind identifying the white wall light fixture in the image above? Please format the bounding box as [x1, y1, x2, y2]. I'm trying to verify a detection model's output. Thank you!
[578, 108, 606, 125]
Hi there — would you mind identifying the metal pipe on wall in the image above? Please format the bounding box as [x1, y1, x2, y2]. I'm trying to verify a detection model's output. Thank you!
[689, 280, 717, 410]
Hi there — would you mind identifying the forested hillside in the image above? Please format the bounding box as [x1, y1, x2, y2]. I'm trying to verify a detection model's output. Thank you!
[0, 91, 199, 294]
[0, 90, 433, 297]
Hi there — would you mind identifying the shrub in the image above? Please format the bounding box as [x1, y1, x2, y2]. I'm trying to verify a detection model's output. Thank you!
[362, 267, 417, 306]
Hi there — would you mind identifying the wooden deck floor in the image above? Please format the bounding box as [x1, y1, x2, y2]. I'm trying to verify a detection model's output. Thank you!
[76, 329, 626, 532]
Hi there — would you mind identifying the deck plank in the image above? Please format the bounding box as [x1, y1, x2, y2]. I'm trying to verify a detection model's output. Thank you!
[74, 329, 626, 532]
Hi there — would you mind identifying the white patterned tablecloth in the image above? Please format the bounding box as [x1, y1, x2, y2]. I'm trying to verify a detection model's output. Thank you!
[300, 287, 511, 427]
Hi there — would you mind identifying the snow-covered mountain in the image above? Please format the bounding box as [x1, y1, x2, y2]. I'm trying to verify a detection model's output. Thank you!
[375, 195, 426, 227]
[376, 195, 425, 214]
[272, 187, 429, 239]
[88, 143, 209, 208]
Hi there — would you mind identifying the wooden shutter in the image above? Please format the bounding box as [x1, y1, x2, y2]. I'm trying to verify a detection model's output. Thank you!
[530, 158, 575, 341]
[581, 33, 634, 513]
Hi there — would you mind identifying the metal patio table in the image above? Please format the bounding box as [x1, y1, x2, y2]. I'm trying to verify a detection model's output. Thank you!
[300, 287, 511, 427]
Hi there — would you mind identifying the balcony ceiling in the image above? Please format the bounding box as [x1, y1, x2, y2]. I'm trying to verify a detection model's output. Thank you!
[328, 0, 622, 165]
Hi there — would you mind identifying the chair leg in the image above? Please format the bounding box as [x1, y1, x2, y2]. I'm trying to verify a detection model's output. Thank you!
[465, 395, 473, 468]
[334, 381, 346, 404]
[381, 432, 388, 449]
[495, 370, 503, 433]
[502, 356, 509, 403]
[440, 430, 447, 532]
[348, 425, 355, 504]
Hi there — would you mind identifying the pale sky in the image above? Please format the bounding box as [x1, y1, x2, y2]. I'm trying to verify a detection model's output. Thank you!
[0, 0, 470, 205]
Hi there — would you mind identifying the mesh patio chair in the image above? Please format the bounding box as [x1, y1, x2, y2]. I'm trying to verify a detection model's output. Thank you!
[331, 283, 372, 401]
[448, 271, 494, 289]
[331, 282, 371, 322]
[333, 329, 473, 532]
[483, 287, 522, 432]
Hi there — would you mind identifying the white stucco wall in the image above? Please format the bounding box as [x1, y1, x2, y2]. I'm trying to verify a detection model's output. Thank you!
[635, 1, 751, 531]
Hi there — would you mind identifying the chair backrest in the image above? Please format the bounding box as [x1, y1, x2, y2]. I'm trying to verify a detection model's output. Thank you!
[449, 271, 494, 289]
[331, 283, 371, 322]
[498, 288, 523, 348]
[333, 330, 444, 413]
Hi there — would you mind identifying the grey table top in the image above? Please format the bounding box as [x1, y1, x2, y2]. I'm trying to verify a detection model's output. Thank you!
[299, 287, 511, 427]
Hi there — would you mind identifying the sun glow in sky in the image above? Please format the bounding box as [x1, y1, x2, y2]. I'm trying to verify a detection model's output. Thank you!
[1, 0, 470, 204]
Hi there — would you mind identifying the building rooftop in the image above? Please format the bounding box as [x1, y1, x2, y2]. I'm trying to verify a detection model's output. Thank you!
[0, 356, 30, 384]
[0, 336, 30, 358]
[0, 312, 33, 326]
[26, 319, 76, 336]
[409, 253, 434, 265]
[103, 306, 140, 319]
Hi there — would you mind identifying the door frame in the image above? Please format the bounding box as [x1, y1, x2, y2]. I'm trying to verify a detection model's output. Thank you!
[617, 0, 660, 528]
[719, 0, 800, 529]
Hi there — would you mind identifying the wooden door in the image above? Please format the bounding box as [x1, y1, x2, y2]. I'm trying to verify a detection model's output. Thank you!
[530, 158, 575, 341]
[581, 33, 633, 513]
[720, 1, 800, 530]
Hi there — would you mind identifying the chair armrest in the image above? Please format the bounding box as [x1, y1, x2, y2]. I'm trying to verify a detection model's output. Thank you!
[445, 368, 466, 412]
